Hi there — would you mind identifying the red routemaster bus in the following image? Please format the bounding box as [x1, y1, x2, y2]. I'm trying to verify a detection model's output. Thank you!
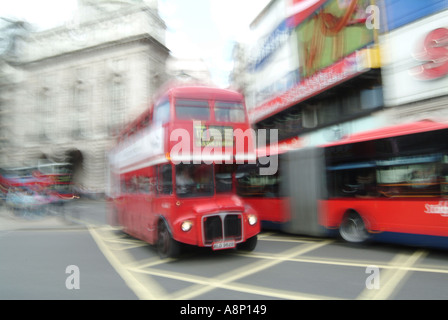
[108, 85, 260, 258]
[239, 121, 448, 249]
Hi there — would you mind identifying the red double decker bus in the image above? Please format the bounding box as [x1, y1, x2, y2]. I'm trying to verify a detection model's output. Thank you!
[108, 85, 260, 258]
[239, 121, 448, 249]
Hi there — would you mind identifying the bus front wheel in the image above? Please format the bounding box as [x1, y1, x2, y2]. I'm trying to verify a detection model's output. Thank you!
[157, 220, 180, 259]
[237, 235, 257, 251]
[339, 211, 369, 244]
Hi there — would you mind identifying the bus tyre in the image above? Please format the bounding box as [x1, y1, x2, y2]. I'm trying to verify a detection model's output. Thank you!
[339, 211, 369, 244]
[237, 235, 257, 251]
[157, 221, 180, 259]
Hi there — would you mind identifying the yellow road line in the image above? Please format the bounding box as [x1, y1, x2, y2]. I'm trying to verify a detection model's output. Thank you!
[88, 226, 445, 301]
[88, 226, 168, 300]
[169, 240, 334, 300]
[357, 250, 427, 300]
[258, 233, 324, 243]
[236, 247, 448, 275]
[132, 266, 340, 300]
[108, 242, 150, 251]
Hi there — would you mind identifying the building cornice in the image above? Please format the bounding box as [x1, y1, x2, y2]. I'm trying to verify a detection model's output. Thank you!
[21, 7, 166, 64]
[19, 33, 169, 70]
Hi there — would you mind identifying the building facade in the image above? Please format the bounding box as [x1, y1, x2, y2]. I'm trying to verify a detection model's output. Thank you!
[235, 0, 448, 151]
[1, 0, 170, 195]
[243, 0, 382, 148]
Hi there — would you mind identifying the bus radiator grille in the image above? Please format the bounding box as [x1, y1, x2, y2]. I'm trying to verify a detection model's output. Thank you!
[203, 214, 242, 245]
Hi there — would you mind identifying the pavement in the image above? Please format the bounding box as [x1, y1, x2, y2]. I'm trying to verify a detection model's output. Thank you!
[0, 199, 108, 231]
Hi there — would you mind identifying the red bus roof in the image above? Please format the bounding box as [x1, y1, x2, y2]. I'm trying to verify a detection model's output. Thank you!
[166, 86, 244, 101]
[324, 120, 448, 147]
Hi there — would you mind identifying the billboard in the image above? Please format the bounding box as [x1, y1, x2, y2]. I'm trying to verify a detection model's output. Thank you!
[249, 49, 370, 123]
[381, 9, 448, 107]
[379, 0, 448, 32]
[246, 0, 300, 109]
[296, 0, 375, 79]
[287, 0, 327, 27]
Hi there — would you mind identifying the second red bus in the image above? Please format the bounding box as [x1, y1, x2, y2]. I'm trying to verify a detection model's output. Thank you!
[237, 121, 448, 249]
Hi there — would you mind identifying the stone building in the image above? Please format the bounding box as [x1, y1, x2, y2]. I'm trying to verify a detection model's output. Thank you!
[1, 0, 170, 196]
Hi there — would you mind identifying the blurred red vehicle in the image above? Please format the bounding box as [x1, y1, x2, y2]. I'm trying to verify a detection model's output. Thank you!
[241, 121, 448, 249]
[108, 85, 260, 258]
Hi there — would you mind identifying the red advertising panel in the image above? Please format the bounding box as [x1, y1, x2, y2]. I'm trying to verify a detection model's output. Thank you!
[287, 0, 327, 27]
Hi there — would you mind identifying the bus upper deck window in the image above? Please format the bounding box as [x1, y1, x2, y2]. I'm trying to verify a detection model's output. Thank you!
[154, 100, 170, 124]
[215, 101, 245, 123]
[175, 99, 210, 121]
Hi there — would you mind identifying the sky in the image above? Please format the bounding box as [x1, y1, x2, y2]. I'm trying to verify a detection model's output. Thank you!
[159, 0, 271, 86]
[0, 0, 78, 30]
[0, 0, 271, 87]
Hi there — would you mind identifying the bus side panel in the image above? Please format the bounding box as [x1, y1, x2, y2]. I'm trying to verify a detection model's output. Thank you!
[320, 198, 448, 238]
[281, 148, 327, 237]
[244, 197, 289, 224]
[168, 197, 203, 246]
[138, 195, 156, 245]
[318, 199, 378, 231]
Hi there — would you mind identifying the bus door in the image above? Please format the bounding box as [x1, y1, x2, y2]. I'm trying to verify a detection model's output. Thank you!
[281, 147, 328, 237]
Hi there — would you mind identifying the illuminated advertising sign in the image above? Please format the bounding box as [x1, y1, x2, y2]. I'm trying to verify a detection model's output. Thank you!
[382, 9, 448, 107]
[411, 28, 448, 81]
[249, 50, 369, 123]
[288, 0, 327, 28]
[248, 20, 294, 72]
[248, 0, 377, 123]
[296, 0, 375, 79]
[246, 0, 300, 109]
[379, 0, 448, 32]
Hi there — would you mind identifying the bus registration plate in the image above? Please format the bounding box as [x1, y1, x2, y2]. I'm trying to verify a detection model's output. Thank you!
[212, 240, 235, 250]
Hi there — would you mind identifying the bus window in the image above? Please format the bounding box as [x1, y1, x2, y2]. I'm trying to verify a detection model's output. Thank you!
[328, 167, 377, 198]
[376, 155, 442, 197]
[175, 99, 210, 121]
[216, 164, 234, 193]
[121, 177, 126, 194]
[215, 101, 246, 123]
[236, 162, 280, 198]
[138, 176, 151, 194]
[157, 164, 172, 195]
[154, 100, 170, 124]
[130, 176, 138, 193]
[175, 164, 213, 198]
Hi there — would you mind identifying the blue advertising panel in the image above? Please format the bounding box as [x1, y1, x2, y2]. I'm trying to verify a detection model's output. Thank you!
[381, 0, 448, 31]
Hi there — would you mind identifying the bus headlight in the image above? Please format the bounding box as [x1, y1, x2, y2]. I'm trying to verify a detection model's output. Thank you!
[181, 220, 193, 232]
[248, 214, 257, 226]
